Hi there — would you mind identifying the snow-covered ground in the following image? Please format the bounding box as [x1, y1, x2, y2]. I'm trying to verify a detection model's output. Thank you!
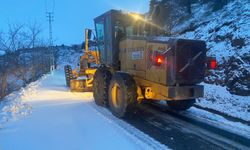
[197, 83, 250, 121]
[186, 107, 250, 139]
[156, 99, 250, 139]
[0, 70, 167, 150]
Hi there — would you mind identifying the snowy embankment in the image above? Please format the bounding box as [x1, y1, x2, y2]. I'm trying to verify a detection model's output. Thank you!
[0, 76, 41, 128]
[197, 83, 250, 121]
[56, 46, 82, 69]
[0, 70, 167, 150]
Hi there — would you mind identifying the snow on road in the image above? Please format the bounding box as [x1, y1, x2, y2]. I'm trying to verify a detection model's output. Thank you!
[0, 71, 167, 150]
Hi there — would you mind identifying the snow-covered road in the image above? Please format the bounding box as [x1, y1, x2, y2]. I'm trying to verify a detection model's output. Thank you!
[0, 71, 167, 150]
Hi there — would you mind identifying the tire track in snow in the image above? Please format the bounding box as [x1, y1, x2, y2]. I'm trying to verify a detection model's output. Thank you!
[89, 101, 169, 150]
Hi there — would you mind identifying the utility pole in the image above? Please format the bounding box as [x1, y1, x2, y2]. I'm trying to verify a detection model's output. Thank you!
[46, 12, 55, 71]
[46, 12, 54, 46]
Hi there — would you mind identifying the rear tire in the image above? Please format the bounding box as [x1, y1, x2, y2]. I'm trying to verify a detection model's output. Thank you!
[167, 99, 195, 111]
[64, 65, 75, 87]
[108, 72, 137, 118]
[93, 66, 112, 106]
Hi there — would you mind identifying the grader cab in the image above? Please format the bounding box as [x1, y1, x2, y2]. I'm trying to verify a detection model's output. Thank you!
[65, 10, 216, 118]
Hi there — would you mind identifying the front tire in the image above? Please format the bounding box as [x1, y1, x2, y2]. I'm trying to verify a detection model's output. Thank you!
[93, 66, 112, 107]
[64, 65, 75, 87]
[167, 99, 195, 111]
[108, 72, 137, 118]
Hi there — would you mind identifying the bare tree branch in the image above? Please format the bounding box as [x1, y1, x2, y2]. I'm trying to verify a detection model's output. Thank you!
[6, 23, 24, 52]
[27, 22, 42, 48]
[0, 31, 8, 51]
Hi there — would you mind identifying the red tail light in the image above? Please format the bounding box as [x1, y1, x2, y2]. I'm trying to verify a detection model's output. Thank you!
[207, 57, 217, 69]
[155, 55, 164, 66]
[210, 59, 217, 69]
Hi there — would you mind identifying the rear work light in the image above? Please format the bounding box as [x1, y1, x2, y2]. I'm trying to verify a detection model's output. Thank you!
[207, 57, 217, 69]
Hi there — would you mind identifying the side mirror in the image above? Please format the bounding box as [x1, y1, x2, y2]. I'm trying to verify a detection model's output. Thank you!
[87, 29, 92, 40]
[93, 35, 97, 41]
[144, 23, 150, 35]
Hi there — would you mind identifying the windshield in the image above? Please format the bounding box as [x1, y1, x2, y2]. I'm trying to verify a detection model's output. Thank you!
[114, 19, 145, 38]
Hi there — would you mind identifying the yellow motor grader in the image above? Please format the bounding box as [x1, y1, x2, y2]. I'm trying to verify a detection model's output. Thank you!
[64, 29, 100, 92]
[65, 10, 216, 118]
